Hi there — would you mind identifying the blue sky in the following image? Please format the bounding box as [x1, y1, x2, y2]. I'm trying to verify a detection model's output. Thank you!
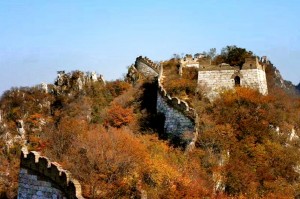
[0, 0, 300, 95]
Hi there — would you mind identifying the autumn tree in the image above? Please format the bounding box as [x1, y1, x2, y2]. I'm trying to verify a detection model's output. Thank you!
[196, 87, 300, 197]
[105, 103, 134, 128]
[213, 45, 253, 66]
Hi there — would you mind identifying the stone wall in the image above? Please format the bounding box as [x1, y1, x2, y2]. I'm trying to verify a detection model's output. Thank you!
[157, 62, 198, 147]
[135, 56, 159, 78]
[18, 147, 84, 199]
[241, 69, 268, 94]
[180, 56, 211, 69]
[197, 56, 268, 99]
[198, 70, 235, 99]
[180, 57, 199, 68]
[198, 68, 268, 99]
[156, 91, 195, 142]
[132, 56, 198, 147]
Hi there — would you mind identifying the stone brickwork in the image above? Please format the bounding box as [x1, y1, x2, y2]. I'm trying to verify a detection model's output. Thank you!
[18, 168, 66, 199]
[130, 56, 198, 147]
[18, 147, 84, 199]
[198, 57, 268, 99]
[156, 92, 195, 141]
[240, 69, 268, 94]
[132, 55, 268, 146]
[180, 55, 211, 69]
[157, 65, 198, 147]
[180, 56, 199, 68]
[135, 56, 159, 78]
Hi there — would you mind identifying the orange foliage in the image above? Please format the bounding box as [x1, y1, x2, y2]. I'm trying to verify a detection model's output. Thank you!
[196, 87, 300, 197]
[106, 80, 131, 98]
[106, 103, 134, 128]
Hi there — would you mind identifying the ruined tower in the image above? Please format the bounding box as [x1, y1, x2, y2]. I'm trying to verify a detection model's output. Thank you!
[197, 56, 268, 99]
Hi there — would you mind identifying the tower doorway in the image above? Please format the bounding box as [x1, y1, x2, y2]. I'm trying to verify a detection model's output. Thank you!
[234, 76, 241, 86]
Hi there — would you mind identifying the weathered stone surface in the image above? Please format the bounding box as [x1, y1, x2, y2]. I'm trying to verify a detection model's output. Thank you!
[16, 119, 25, 137]
[90, 72, 98, 82]
[132, 56, 198, 147]
[39, 83, 48, 93]
[18, 168, 66, 199]
[157, 94, 195, 139]
[54, 71, 105, 94]
[135, 56, 159, 78]
[18, 148, 84, 199]
[135, 61, 158, 78]
[198, 68, 268, 99]
[197, 57, 268, 100]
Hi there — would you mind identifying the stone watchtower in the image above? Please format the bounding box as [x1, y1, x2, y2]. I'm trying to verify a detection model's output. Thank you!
[197, 56, 268, 99]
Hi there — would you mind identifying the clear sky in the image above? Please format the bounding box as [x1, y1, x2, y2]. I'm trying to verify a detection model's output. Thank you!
[1, 0, 300, 95]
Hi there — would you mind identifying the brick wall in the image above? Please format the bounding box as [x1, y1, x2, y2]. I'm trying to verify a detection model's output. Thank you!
[156, 93, 195, 141]
[135, 56, 159, 78]
[17, 148, 84, 199]
[198, 68, 268, 99]
[18, 168, 66, 199]
[132, 56, 198, 148]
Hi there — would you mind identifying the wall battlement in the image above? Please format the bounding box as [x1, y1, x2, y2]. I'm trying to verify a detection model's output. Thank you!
[157, 77, 196, 120]
[157, 64, 198, 148]
[198, 56, 265, 71]
[135, 56, 160, 78]
[136, 56, 160, 72]
[18, 147, 84, 199]
[131, 54, 268, 145]
[132, 56, 198, 148]
[243, 57, 266, 70]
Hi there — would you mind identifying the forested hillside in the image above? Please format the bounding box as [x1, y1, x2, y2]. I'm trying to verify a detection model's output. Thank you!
[0, 48, 300, 198]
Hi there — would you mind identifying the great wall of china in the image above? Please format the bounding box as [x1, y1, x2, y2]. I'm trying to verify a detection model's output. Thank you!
[16, 56, 199, 198]
[18, 147, 84, 199]
[13, 54, 275, 197]
[134, 56, 199, 148]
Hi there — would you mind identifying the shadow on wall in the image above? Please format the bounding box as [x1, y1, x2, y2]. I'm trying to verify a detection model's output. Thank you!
[137, 80, 169, 143]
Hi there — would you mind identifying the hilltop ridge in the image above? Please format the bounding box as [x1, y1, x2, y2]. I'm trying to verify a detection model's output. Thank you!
[0, 47, 300, 198]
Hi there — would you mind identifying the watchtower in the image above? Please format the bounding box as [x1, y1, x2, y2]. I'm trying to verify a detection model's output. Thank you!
[197, 56, 268, 99]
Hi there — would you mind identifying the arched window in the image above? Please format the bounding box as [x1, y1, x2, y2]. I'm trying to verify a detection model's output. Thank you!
[234, 76, 241, 86]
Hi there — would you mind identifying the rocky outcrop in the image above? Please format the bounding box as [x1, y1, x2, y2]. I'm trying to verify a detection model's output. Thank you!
[18, 147, 84, 199]
[265, 62, 299, 95]
[54, 71, 105, 94]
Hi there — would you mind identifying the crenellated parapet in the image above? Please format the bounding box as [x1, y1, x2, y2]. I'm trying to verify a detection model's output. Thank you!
[136, 56, 160, 72]
[157, 76, 196, 120]
[18, 147, 84, 199]
[132, 56, 198, 147]
[135, 56, 160, 78]
[157, 64, 198, 149]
